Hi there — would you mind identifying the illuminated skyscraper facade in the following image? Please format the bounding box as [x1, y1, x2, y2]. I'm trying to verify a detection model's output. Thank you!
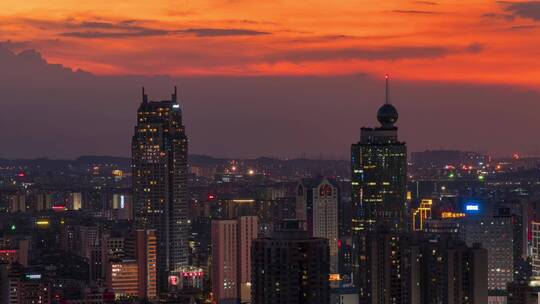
[351, 102, 407, 233]
[132, 87, 188, 289]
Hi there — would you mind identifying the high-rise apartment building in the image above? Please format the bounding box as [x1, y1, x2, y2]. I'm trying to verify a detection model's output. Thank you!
[460, 211, 514, 292]
[410, 234, 488, 304]
[135, 229, 157, 299]
[132, 87, 189, 289]
[212, 216, 258, 304]
[355, 231, 488, 304]
[532, 221, 540, 278]
[357, 229, 411, 303]
[251, 220, 330, 304]
[313, 178, 339, 274]
[296, 178, 339, 274]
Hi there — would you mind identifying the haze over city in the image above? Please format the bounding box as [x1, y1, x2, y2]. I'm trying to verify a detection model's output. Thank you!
[2, 0, 540, 159]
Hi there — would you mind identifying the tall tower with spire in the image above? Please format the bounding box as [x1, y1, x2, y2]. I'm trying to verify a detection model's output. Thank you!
[350, 76, 407, 291]
[132, 87, 189, 291]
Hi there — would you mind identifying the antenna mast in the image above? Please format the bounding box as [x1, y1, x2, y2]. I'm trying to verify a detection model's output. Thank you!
[385, 74, 389, 104]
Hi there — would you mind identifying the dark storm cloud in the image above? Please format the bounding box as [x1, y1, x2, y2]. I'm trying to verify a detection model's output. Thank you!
[391, 10, 441, 15]
[60, 27, 270, 39]
[482, 12, 515, 21]
[509, 24, 538, 30]
[503, 1, 540, 21]
[265, 43, 483, 62]
[180, 28, 270, 37]
[14, 18, 271, 39]
[61, 28, 170, 38]
[1, 45, 536, 159]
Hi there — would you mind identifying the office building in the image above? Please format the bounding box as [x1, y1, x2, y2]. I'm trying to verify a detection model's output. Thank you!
[168, 266, 204, 290]
[68, 192, 82, 210]
[251, 220, 330, 304]
[132, 87, 189, 289]
[106, 260, 139, 298]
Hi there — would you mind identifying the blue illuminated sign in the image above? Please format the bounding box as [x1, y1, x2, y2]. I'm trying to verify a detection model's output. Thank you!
[465, 205, 479, 211]
[464, 202, 481, 213]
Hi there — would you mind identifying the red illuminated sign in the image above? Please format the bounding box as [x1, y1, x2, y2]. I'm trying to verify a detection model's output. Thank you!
[0, 250, 17, 254]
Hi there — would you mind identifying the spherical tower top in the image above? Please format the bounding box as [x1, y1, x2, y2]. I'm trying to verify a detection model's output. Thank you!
[377, 74, 398, 128]
[377, 103, 398, 128]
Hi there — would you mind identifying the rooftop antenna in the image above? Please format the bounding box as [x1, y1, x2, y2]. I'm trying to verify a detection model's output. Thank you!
[172, 86, 178, 103]
[142, 87, 148, 103]
[385, 74, 390, 104]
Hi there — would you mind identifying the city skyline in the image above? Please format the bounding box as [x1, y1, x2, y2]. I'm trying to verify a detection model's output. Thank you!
[3, 2, 540, 304]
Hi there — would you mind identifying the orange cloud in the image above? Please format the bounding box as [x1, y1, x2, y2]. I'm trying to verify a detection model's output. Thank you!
[1, 0, 539, 87]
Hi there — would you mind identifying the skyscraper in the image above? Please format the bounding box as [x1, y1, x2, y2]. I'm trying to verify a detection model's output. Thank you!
[251, 220, 330, 304]
[351, 77, 407, 288]
[132, 87, 189, 290]
[351, 77, 407, 233]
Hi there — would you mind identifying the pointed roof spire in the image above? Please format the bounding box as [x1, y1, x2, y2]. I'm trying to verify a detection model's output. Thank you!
[172, 86, 178, 103]
[142, 86, 148, 103]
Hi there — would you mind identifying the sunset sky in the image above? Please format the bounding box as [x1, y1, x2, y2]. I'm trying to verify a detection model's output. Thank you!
[1, 1, 540, 159]
[2, 0, 540, 85]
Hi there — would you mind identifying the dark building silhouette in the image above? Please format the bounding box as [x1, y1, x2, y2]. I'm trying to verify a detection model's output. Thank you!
[410, 234, 488, 304]
[132, 87, 189, 290]
[355, 231, 488, 304]
[251, 220, 330, 304]
[507, 281, 540, 304]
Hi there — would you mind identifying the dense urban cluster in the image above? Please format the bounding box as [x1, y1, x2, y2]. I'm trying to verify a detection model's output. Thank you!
[1, 87, 540, 304]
